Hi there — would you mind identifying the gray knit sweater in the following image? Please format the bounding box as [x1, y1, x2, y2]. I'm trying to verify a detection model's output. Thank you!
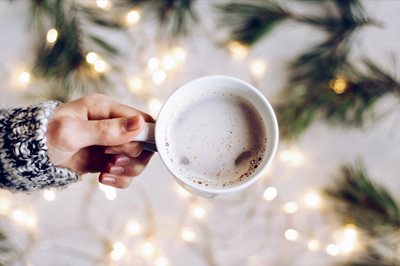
[0, 101, 79, 192]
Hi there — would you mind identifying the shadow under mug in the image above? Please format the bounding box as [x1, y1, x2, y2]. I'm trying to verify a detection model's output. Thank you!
[132, 75, 279, 198]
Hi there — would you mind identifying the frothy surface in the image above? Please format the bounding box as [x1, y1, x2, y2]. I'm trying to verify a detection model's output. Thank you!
[165, 92, 267, 189]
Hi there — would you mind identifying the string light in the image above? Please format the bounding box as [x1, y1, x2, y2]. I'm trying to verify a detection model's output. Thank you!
[329, 77, 348, 94]
[126, 9, 141, 26]
[126, 220, 142, 235]
[250, 59, 267, 78]
[141, 241, 155, 257]
[127, 76, 144, 94]
[46, 28, 58, 44]
[284, 229, 299, 241]
[86, 52, 99, 64]
[176, 185, 190, 198]
[43, 190, 56, 201]
[307, 239, 320, 251]
[172, 47, 187, 62]
[283, 201, 299, 214]
[96, 0, 112, 10]
[18, 71, 31, 85]
[148, 98, 163, 117]
[94, 59, 109, 73]
[148, 57, 160, 71]
[338, 224, 359, 253]
[181, 229, 196, 242]
[263, 186, 278, 201]
[192, 206, 205, 219]
[0, 196, 11, 215]
[227, 41, 248, 60]
[326, 244, 340, 256]
[110, 242, 126, 261]
[162, 55, 176, 71]
[155, 257, 169, 266]
[303, 192, 322, 209]
[279, 148, 304, 166]
[152, 70, 167, 85]
[99, 184, 117, 200]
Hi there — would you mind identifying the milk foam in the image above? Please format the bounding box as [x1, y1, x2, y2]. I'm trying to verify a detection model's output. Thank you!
[165, 92, 267, 189]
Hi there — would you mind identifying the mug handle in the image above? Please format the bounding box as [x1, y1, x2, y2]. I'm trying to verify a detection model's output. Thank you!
[131, 122, 157, 152]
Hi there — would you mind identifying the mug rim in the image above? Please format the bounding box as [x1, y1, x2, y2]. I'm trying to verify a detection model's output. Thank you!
[155, 75, 279, 195]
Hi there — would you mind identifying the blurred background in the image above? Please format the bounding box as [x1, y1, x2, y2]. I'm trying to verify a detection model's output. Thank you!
[0, 0, 399, 265]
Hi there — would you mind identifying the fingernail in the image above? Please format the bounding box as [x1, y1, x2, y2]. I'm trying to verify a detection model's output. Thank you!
[115, 156, 130, 165]
[126, 115, 141, 131]
[110, 166, 125, 175]
[102, 176, 116, 184]
[105, 148, 119, 154]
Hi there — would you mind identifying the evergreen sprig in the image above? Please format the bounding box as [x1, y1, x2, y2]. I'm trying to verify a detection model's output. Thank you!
[325, 161, 400, 265]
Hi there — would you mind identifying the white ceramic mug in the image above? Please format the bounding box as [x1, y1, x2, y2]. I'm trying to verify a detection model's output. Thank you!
[133, 75, 279, 198]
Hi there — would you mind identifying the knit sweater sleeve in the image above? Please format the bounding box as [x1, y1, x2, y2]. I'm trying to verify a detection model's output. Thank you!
[0, 101, 80, 192]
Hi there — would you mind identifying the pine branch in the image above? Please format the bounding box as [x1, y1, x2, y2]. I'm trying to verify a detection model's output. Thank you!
[215, 0, 290, 46]
[325, 162, 400, 234]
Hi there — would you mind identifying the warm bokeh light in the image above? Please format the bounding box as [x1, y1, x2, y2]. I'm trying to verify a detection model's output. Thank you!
[329, 77, 348, 94]
[18, 71, 31, 85]
[307, 239, 320, 251]
[93, 59, 109, 73]
[284, 229, 299, 241]
[338, 224, 359, 253]
[192, 206, 205, 219]
[126, 220, 142, 235]
[250, 59, 267, 77]
[86, 52, 98, 64]
[181, 229, 196, 242]
[283, 201, 299, 214]
[263, 186, 278, 201]
[96, 0, 112, 10]
[111, 242, 126, 261]
[43, 190, 56, 201]
[148, 57, 160, 70]
[127, 76, 144, 94]
[162, 55, 176, 71]
[126, 9, 141, 25]
[99, 184, 117, 200]
[227, 41, 249, 60]
[326, 244, 340, 256]
[279, 148, 304, 166]
[303, 192, 322, 208]
[46, 28, 58, 44]
[172, 47, 187, 62]
[141, 241, 155, 256]
[152, 70, 167, 85]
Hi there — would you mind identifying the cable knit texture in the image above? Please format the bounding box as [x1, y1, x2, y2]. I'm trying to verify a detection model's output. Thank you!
[0, 101, 80, 192]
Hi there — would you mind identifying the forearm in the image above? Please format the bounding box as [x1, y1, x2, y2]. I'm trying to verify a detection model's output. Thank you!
[0, 101, 79, 192]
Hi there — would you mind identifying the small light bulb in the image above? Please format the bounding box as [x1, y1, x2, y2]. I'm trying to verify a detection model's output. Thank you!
[181, 229, 196, 242]
[155, 257, 169, 266]
[127, 220, 141, 235]
[326, 244, 340, 256]
[263, 186, 278, 201]
[46, 28, 58, 44]
[162, 55, 176, 70]
[329, 77, 347, 94]
[284, 229, 299, 241]
[192, 206, 205, 219]
[18, 71, 31, 85]
[86, 52, 98, 64]
[227, 41, 248, 60]
[152, 70, 167, 85]
[94, 59, 109, 73]
[141, 241, 155, 256]
[111, 242, 126, 261]
[148, 57, 160, 70]
[250, 59, 267, 77]
[172, 47, 187, 62]
[43, 190, 56, 201]
[304, 192, 322, 208]
[308, 239, 320, 251]
[283, 201, 299, 214]
[96, 0, 112, 10]
[126, 9, 141, 25]
[127, 76, 144, 93]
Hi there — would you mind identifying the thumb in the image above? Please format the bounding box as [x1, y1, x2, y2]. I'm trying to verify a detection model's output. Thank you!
[77, 115, 144, 148]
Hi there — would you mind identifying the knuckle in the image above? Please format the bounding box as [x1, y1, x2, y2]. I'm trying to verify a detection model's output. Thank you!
[81, 94, 106, 106]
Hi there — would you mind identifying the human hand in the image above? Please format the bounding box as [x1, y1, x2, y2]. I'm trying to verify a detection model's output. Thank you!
[46, 94, 154, 188]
